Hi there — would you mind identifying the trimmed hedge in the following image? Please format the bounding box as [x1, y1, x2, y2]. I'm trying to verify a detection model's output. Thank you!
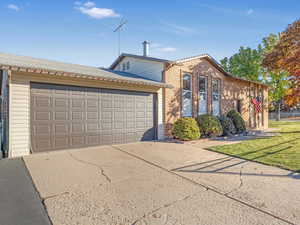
[172, 118, 201, 141]
[227, 109, 246, 134]
[219, 115, 236, 136]
[196, 114, 223, 137]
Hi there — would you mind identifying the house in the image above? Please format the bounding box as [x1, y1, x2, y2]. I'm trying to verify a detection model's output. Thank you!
[0, 42, 268, 158]
[0, 52, 171, 158]
[110, 41, 269, 136]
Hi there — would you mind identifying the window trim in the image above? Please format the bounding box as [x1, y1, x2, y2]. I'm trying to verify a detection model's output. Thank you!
[211, 78, 221, 116]
[198, 75, 208, 115]
[181, 73, 193, 117]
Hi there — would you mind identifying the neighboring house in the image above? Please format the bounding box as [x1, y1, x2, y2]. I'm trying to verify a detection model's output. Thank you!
[110, 42, 269, 137]
[0, 52, 171, 158]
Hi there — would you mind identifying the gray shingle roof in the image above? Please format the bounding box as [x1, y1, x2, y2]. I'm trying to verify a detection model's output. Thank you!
[109, 53, 171, 69]
[0, 52, 172, 88]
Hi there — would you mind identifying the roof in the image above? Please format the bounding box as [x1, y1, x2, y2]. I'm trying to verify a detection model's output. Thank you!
[176, 54, 269, 87]
[110, 52, 268, 87]
[109, 53, 171, 69]
[0, 52, 172, 88]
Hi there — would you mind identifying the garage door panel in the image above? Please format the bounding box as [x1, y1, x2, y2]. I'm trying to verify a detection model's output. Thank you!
[86, 135, 99, 146]
[54, 111, 68, 120]
[34, 96, 52, 107]
[71, 99, 85, 108]
[70, 135, 86, 147]
[34, 124, 51, 136]
[35, 111, 51, 121]
[53, 136, 69, 149]
[34, 137, 53, 152]
[31, 83, 156, 153]
[54, 124, 69, 135]
[71, 111, 84, 120]
[71, 123, 85, 133]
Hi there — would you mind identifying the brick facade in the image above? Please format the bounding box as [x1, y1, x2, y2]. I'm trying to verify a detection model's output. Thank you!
[164, 57, 268, 136]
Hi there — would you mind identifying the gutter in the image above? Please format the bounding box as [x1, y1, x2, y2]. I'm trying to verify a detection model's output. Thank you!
[0, 64, 173, 89]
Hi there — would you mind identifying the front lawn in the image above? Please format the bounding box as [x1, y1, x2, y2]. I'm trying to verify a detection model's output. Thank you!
[210, 120, 300, 172]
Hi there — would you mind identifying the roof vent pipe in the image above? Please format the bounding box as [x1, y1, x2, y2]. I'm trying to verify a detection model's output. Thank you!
[142, 41, 150, 57]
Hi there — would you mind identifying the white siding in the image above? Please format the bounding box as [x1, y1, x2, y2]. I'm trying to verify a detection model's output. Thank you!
[116, 57, 164, 82]
[157, 88, 165, 140]
[9, 78, 30, 157]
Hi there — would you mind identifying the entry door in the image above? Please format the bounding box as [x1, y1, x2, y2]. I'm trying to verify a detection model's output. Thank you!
[212, 79, 220, 116]
[30, 83, 157, 153]
[198, 76, 207, 115]
[182, 74, 192, 117]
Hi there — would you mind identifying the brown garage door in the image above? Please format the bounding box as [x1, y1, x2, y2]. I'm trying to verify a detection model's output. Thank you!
[30, 83, 157, 153]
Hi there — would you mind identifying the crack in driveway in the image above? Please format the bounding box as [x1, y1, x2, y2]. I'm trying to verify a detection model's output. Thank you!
[42, 192, 70, 203]
[68, 152, 111, 183]
[131, 191, 200, 225]
[225, 166, 244, 196]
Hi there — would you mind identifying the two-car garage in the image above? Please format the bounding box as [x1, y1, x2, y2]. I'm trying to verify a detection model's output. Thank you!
[30, 83, 157, 153]
[0, 52, 168, 158]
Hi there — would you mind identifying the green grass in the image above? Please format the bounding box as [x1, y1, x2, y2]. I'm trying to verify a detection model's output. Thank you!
[210, 120, 300, 172]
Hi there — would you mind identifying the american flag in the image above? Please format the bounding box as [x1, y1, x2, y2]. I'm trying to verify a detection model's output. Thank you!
[251, 97, 261, 113]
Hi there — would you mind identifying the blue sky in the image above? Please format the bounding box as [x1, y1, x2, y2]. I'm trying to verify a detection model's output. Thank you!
[0, 0, 299, 67]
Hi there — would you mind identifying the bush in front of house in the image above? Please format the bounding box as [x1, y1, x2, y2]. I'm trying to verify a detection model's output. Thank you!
[172, 118, 201, 141]
[227, 109, 246, 134]
[196, 114, 223, 138]
[218, 115, 236, 136]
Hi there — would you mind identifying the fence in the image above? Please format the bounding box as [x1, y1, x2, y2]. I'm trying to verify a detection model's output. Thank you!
[269, 112, 300, 120]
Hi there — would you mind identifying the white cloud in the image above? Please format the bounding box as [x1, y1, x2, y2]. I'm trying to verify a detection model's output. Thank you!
[7, 4, 20, 11]
[152, 43, 177, 53]
[159, 47, 177, 52]
[83, 1, 95, 8]
[247, 9, 254, 15]
[161, 21, 198, 35]
[75, 1, 120, 19]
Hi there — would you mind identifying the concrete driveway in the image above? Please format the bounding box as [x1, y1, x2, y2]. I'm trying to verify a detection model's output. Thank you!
[23, 142, 300, 225]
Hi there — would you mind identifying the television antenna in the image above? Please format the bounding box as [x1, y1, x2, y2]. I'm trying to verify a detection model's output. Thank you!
[113, 19, 128, 56]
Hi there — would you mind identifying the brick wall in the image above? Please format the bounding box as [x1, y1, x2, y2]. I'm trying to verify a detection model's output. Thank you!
[164, 58, 268, 137]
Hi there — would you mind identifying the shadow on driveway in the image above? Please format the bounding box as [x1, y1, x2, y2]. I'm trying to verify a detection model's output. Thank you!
[0, 158, 52, 225]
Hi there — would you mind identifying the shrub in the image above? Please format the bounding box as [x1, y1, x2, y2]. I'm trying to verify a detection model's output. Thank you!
[219, 115, 236, 136]
[172, 118, 201, 141]
[227, 109, 246, 134]
[196, 114, 223, 137]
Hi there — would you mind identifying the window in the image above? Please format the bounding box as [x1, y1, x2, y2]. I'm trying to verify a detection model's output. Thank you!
[212, 79, 220, 116]
[234, 100, 241, 113]
[122, 63, 126, 71]
[126, 61, 130, 70]
[198, 76, 207, 115]
[182, 74, 192, 117]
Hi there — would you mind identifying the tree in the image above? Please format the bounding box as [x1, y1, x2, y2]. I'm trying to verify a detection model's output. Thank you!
[261, 33, 290, 121]
[220, 46, 263, 81]
[265, 71, 289, 120]
[262, 19, 300, 107]
[221, 33, 290, 121]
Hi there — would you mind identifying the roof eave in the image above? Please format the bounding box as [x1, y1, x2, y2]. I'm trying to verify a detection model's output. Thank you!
[1, 64, 173, 89]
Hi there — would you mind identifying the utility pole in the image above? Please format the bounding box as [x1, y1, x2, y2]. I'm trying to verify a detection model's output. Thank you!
[113, 19, 128, 56]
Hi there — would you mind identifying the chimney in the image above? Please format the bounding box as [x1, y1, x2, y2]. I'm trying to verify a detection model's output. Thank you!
[142, 41, 150, 57]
